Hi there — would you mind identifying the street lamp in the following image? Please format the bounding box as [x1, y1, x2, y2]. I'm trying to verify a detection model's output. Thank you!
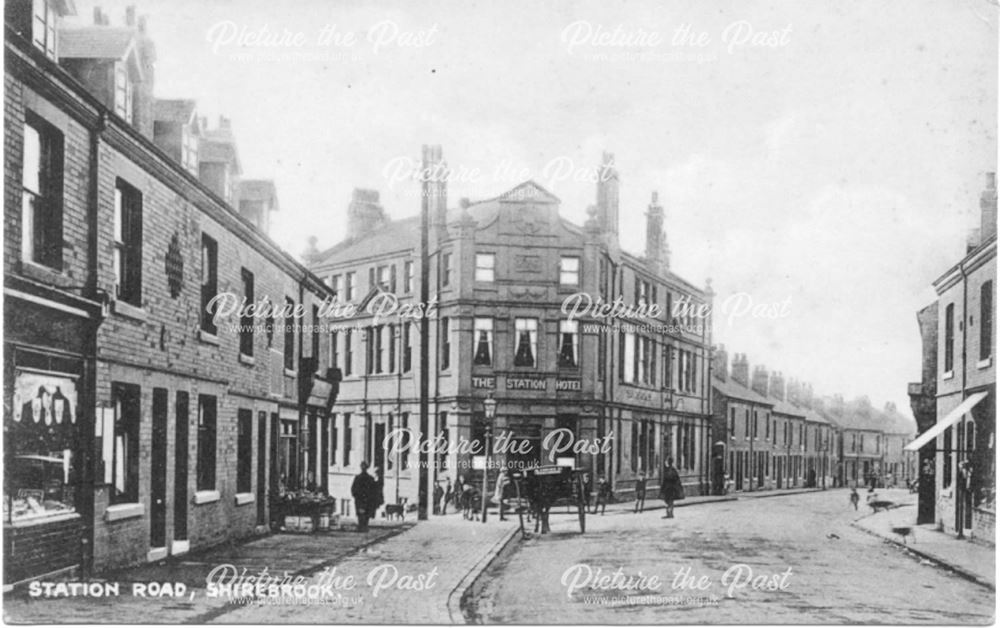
[481, 394, 497, 523]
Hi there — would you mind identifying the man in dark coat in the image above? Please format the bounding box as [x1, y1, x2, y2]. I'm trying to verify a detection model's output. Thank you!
[659, 458, 684, 519]
[351, 461, 377, 532]
[634, 472, 647, 513]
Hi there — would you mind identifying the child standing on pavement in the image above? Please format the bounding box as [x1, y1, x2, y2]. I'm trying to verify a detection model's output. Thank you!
[849, 487, 860, 510]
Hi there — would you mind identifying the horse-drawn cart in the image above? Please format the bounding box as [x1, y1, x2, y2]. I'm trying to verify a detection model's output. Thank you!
[510, 465, 587, 537]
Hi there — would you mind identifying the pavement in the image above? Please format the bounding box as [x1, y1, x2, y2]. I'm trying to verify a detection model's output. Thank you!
[3, 513, 518, 625]
[851, 498, 996, 591]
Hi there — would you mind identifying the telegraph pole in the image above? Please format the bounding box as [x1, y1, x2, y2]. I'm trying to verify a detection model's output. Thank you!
[418, 146, 431, 520]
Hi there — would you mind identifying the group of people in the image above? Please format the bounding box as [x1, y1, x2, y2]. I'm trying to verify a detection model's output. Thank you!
[584, 458, 686, 519]
[349, 461, 385, 532]
[350, 458, 689, 531]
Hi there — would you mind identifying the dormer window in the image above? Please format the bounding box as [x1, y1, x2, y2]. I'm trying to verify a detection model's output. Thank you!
[32, 0, 57, 60]
[114, 65, 133, 123]
[181, 128, 198, 174]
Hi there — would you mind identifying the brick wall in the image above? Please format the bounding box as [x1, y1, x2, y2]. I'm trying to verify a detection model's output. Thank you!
[3, 516, 83, 584]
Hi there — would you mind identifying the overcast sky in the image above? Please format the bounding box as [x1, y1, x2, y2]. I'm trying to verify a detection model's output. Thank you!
[66, 0, 997, 419]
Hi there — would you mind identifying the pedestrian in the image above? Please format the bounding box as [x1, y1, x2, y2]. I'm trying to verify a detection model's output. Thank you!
[634, 472, 647, 513]
[351, 461, 377, 532]
[433, 480, 444, 515]
[581, 473, 593, 513]
[462, 477, 476, 520]
[441, 477, 452, 515]
[659, 458, 684, 519]
[372, 466, 385, 519]
[593, 475, 611, 515]
[454, 474, 466, 512]
[849, 487, 859, 510]
[495, 468, 511, 521]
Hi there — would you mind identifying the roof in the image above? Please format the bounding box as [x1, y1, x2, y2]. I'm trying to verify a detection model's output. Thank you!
[712, 376, 774, 407]
[154, 99, 197, 125]
[768, 397, 807, 419]
[58, 27, 136, 60]
[199, 139, 239, 171]
[237, 180, 280, 211]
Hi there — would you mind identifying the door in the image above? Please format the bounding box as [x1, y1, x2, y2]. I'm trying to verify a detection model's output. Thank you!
[373, 422, 386, 472]
[174, 392, 189, 541]
[150, 388, 168, 548]
[257, 411, 267, 526]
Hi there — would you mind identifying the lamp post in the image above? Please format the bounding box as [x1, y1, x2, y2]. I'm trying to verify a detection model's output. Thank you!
[481, 394, 497, 523]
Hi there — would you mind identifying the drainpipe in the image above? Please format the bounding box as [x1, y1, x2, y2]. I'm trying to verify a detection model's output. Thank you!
[956, 259, 969, 538]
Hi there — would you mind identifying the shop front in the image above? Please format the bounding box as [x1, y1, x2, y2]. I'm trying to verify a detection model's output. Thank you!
[4, 287, 100, 586]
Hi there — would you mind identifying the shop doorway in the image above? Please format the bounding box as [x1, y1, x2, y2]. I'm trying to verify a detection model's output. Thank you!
[150, 389, 168, 549]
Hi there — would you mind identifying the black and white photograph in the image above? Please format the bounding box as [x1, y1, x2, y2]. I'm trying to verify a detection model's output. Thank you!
[1, 0, 997, 624]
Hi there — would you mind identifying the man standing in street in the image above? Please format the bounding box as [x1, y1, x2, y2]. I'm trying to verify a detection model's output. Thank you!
[634, 472, 647, 513]
[352, 461, 377, 532]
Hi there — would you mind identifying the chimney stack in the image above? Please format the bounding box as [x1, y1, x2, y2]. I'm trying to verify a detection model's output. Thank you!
[133, 11, 156, 139]
[125, 5, 136, 26]
[596, 152, 619, 238]
[93, 7, 109, 25]
[731, 353, 749, 387]
[982, 172, 997, 242]
[786, 378, 800, 405]
[751, 365, 769, 398]
[645, 191, 669, 272]
[769, 371, 785, 401]
[346, 188, 388, 240]
[712, 344, 728, 381]
[421, 145, 448, 240]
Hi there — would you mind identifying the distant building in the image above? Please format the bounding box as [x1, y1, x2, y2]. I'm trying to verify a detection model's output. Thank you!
[908, 301, 939, 524]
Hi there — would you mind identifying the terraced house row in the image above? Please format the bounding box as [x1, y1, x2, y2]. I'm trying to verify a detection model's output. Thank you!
[711, 346, 917, 493]
[4, 2, 340, 585]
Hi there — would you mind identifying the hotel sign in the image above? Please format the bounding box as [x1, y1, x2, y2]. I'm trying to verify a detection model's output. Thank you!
[556, 379, 582, 391]
[506, 377, 548, 391]
[472, 376, 496, 389]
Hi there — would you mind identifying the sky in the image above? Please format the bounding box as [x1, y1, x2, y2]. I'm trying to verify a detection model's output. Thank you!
[65, 0, 998, 419]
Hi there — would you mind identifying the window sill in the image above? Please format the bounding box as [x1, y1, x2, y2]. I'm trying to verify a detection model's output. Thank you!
[20, 259, 67, 284]
[943, 370, 954, 381]
[239, 353, 256, 366]
[977, 357, 992, 369]
[199, 330, 220, 345]
[234, 493, 255, 506]
[193, 490, 221, 505]
[112, 300, 147, 322]
[284, 368, 296, 378]
[105, 503, 144, 522]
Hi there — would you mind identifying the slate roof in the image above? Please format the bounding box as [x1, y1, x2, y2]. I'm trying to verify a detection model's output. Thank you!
[154, 99, 197, 124]
[58, 27, 135, 60]
[712, 376, 774, 406]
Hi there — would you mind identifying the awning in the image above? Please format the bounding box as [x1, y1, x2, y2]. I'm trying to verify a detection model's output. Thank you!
[904, 391, 988, 451]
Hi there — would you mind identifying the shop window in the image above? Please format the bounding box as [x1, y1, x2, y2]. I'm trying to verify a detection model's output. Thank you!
[278, 418, 298, 489]
[7, 371, 79, 521]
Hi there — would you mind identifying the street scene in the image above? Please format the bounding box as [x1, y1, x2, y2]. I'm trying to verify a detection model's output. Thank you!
[2, 0, 997, 625]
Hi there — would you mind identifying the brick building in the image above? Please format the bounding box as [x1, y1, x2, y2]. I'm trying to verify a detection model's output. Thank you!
[908, 301, 939, 524]
[907, 173, 996, 543]
[4, 2, 337, 584]
[307, 149, 715, 510]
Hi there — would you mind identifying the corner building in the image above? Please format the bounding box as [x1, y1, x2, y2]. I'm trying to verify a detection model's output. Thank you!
[308, 150, 715, 509]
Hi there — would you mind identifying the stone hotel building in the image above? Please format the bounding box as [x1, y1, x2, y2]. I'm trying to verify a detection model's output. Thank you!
[306, 149, 716, 509]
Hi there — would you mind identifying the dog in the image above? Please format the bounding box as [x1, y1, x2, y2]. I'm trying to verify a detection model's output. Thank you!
[384, 499, 407, 521]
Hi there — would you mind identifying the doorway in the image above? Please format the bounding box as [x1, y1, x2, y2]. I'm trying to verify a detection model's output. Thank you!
[150, 389, 168, 549]
[174, 392, 189, 542]
[256, 411, 267, 526]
